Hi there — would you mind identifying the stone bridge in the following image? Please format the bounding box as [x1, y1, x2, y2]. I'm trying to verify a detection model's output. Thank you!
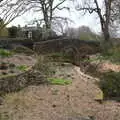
[34, 38, 100, 55]
[34, 38, 100, 65]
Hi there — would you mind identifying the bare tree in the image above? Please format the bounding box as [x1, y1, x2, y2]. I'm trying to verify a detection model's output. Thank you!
[52, 17, 73, 35]
[26, 0, 70, 31]
[0, 0, 31, 30]
[110, 0, 120, 37]
[73, 0, 119, 46]
[65, 25, 99, 40]
[111, 0, 120, 22]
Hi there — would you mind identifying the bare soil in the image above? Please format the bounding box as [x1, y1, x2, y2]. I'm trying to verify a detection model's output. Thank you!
[0, 63, 120, 120]
[98, 61, 120, 72]
[89, 55, 120, 73]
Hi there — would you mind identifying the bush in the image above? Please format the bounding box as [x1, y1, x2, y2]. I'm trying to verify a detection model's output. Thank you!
[99, 71, 120, 98]
[35, 56, 55, 77]
[8, 26, 18, 38]
[102, 46, 120, 63]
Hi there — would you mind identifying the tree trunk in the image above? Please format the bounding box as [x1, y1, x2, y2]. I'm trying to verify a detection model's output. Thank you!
[101, 28, 113, 52]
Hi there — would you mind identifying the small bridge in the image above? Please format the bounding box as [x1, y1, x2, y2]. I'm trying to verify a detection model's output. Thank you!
[34, 38, 100, 65]
[34, 38, 100, 55]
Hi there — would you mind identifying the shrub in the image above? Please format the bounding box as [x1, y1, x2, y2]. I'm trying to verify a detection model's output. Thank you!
[8, 26, 18, 38]
[99, 71, 120, 98]
[35, 56, 55, 77]
[102, 46, 120, 63]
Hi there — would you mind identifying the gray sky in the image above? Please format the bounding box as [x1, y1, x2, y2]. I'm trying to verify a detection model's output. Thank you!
[8, 0, 102, 33]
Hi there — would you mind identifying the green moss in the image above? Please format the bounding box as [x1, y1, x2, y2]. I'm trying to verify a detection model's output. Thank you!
[48, 78, 72, 85]
[16, 65, 28, 72]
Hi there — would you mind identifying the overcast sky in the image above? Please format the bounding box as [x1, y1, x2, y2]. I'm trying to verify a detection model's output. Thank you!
[8, 0, 102, 33]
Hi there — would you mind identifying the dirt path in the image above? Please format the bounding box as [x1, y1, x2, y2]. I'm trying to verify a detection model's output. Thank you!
[0, 64, 120, 120]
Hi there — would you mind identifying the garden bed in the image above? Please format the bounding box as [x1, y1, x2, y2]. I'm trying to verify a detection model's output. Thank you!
[0, 49, 36, 76]
[0, 49, 48, 95]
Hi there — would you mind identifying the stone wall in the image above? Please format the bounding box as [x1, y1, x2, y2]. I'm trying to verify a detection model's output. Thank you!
[0, 38, 33, 49]
[0, 69, 47, 95]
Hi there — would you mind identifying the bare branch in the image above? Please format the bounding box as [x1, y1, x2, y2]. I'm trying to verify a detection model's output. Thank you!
[0, 0, 31, 29]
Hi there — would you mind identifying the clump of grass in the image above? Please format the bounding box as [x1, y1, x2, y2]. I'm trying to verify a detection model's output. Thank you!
[16, 65, 28, 72]
[0, 49, 13, 58]
[48, 78, 72, 85]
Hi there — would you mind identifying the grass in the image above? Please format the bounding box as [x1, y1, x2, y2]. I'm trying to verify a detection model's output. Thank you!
[0, 49, 13, 58]
[48, 78, 72, 85]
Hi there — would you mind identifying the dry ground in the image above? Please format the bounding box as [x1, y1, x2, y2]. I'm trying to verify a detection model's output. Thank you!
[0, 54, 36, 66]
[0, 63, 120, 120]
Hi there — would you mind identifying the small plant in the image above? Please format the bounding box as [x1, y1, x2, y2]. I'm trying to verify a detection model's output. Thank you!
[0, 49, 13, 58]
[16, 65, 28, 72]
[48, 78, 72, 85]
[99, 71, 120, 98]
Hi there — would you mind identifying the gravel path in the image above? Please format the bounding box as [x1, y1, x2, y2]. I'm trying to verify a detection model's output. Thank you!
[0, 64, 120, 120]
